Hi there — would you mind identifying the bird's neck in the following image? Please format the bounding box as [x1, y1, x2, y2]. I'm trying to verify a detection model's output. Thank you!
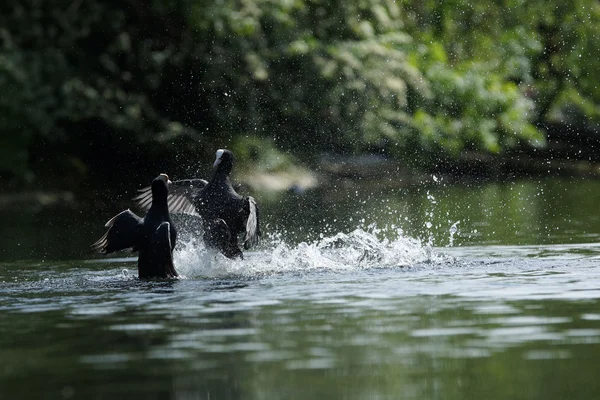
[151, 193, 169, 212]
[211, 168, 231, 185]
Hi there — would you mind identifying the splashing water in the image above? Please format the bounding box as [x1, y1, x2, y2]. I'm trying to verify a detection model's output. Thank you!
[424, 190, 437, 247]
[173, 224, 444, 279]
[448, 221, 460, 247]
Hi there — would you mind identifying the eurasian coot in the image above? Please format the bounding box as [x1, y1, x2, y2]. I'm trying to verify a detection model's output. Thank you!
[133, 149, 261, 259]
[92, 174, 178, 278]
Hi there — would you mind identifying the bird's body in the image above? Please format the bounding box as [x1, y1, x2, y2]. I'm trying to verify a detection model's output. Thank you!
[92, 174, 178, 278]
[133, 149, 260, 259]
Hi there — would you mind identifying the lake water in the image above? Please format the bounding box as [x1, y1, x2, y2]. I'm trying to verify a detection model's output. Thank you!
[1, 177, 600, 399]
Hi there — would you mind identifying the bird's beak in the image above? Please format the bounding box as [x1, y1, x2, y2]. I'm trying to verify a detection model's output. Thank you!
[168, 180, 172, 185]
[213, 158, 221, 168]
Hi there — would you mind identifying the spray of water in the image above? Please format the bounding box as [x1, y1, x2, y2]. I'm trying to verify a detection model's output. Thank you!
[448, 221, 461, 247]
[173, 221, 446, 279]
[167, 180, 467, 279]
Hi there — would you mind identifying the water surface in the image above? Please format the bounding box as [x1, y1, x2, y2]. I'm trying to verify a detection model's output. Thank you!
[1, 177, 600, 399]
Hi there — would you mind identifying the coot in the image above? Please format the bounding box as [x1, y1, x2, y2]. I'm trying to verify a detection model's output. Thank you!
[133, 149, 261, 259]
[92, 174, 178, 278]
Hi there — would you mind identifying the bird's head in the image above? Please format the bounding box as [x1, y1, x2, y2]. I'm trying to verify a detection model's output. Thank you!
[213, 149, 235, 173]
[152, 173, 171, 197]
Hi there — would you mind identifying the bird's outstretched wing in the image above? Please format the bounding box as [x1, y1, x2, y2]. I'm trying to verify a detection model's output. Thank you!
[243, 196, 261, 250]
[132, 178, 207, 216]
[152, 222, 178, 278]
[91, 209, 143, 254]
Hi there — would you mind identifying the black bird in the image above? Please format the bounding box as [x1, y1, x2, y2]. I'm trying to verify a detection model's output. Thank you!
[133, 149, 261, 259]
[92, 174, 178, 279]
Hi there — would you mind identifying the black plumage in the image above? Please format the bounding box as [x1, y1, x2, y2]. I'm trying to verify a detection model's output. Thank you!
[92, 174, 178, 278]
[133, 149, 261, 259]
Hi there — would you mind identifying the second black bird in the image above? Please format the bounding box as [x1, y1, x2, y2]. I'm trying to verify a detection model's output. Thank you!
[133, 149, 261, 259]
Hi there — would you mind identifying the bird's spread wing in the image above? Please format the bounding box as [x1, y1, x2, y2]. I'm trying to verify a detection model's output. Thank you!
[91, 209, 143, 254]
[243, 196, 261, 250]
[132, 178, 207, 216]
[153, 222, 178, 278]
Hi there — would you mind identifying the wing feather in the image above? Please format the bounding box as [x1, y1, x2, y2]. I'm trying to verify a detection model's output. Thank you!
[91, 209, 143, 254]
[132, 178, 207, 216]
[243, 196, 261, 249]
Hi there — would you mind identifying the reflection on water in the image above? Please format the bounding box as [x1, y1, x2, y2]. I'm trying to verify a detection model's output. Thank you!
[268, 176, 600, 248]
[2, 177, 600, 399]
[2, 244, 600, 399]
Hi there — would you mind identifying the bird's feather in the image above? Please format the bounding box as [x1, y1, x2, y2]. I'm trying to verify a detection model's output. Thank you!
[244, 196, 260, 249]
[91, 209, 143, 254]
[132, 178, 207, 216]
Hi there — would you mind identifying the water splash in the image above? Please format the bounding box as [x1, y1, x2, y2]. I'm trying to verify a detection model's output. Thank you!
[173, 225, 444, 279]
[448, 221, 461, 247]
[424, 190, 437, 247]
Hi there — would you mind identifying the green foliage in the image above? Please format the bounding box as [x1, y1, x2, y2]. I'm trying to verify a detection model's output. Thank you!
[0, 0, 598, 184]
[406, 45, 543, 158]
[232, 135, 295, 173]
[180, 0, 426, 155]
[402, 0, 600, 125]
[0, 0, 205, 181]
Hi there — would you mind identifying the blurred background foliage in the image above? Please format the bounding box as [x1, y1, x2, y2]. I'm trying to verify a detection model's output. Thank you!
[0, 0, 598, 191]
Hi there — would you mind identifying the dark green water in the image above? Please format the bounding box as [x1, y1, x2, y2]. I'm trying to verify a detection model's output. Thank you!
[1, 177, 600, 399]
